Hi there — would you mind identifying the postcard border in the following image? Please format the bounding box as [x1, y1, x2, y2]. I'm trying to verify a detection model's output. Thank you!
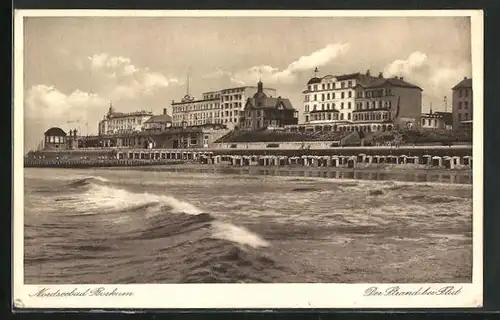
[12, 9, 484, 309]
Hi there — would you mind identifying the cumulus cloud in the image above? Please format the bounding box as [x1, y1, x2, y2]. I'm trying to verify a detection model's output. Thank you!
[383, 51, 429, 78]
[205, 43, 350, 86]
[383, 51, 471, 103]
[25, 85, 108, 121]
[87, 53, 178, 99]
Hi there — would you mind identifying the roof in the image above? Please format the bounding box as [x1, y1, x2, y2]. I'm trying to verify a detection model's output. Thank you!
[452, 77, 472, 90]
[335, 72, 362, 81]
[305, 72, 422, 90]
[307, 77, 322, 85]
[144, 114, 172, 123]
[44, 127, 67, 136]
[356, 76, 423, 90]
[109, 111, 153, 119]
[246, 96, 295, 110]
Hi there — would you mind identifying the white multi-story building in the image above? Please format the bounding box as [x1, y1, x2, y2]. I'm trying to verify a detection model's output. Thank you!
[98, 103, 153, 135]
[172, 86, 276, 130]
[302, 70, 422, 132]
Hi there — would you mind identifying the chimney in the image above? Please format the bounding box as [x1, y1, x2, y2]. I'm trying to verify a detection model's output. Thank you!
[366, 69, 371, 76]
[464, 76, 468, 80]
[163, 108, 167, 115]
[400, 77, 404, 80]
[378, 72, 383, 78]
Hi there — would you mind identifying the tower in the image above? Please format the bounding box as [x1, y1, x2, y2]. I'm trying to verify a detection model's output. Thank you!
[107, 101, 115, 116]
[257, 79, 263, 93]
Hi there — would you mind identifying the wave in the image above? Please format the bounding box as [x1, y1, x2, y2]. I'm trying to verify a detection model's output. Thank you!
[58, 176, 270, 250]
[26, 174, 309, 282]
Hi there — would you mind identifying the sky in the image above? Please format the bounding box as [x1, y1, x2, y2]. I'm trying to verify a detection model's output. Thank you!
[22, 15, 472, 152]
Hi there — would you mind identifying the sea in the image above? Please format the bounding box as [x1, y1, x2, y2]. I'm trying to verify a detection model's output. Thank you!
[24, 166, 473, 284]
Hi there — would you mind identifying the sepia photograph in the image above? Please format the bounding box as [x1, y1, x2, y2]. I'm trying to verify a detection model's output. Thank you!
[13, 10, 483, 309]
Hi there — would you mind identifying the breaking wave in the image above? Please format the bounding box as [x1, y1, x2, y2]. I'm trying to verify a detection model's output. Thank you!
[27, 175, 293, 283]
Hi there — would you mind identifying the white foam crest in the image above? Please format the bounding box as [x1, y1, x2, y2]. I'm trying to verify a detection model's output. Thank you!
[210, 221, 270, 248]
[60, 184, 203, 215]
[89, 175, 110, 182]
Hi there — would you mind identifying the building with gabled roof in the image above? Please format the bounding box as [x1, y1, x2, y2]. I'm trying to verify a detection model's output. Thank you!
[242, 80, 298, 130]
[142, 108, 173, 132]
[451, 76, 473, 131]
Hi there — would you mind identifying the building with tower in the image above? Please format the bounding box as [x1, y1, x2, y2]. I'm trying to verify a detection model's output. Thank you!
[242, 80, 298, 130]
[98, 102, 153, 136]
[301, 69, 423, 132]
[171, 74, 276, 129]
[451, 77, 473, 131]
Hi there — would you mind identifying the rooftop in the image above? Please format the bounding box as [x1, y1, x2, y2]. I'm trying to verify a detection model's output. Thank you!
[452, 77, 472, 90]
[305, 71, 423, 91]
[144, 114, 173, 123]
[44, 127, 67, 136]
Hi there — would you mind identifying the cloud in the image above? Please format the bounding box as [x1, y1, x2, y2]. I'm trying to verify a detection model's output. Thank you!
[383, 51, 429, 78]
[205, 43, 350, 86]
[383, 51, 471, 103]
[286, 43, 350, 73]
[25, 85, 108, 121]
[87, 53, 178, 99]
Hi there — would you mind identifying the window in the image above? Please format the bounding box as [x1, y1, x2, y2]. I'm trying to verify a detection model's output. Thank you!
[348, 80, 352, 87]
[305, 105, 309, 112]
[322, 94, 325, 101]
[348, 113, 351, 120]
[341, 82, 345, 88]
[464, 113, 468, 120]
[341, 102, 344, 109]
[348, 91, 352, 98]
[322, 83, 326, 90]
[332, 92, 335, 99]
[348, 102, 351, 109]
[327, 93, 330, 100]
[341, 92, 345, 99]
[340, 113, 344, 120]
[458, 113, 462, 120]
[465, 101, 469, 109]
[458, 102, 462, 109]
[465, 89, 469, 97]
[314, 94, 317, 101]
[305, 116, 309, 122]
[459, 89, 463, 97]
[313, 85, 318, 91]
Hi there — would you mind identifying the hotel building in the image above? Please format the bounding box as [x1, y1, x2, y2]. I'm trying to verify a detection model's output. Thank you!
[301, 70, 422, 132]
[171, 85, 276, 130]
[451, 77, 473, 131]
[98, 103, 153, 135]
